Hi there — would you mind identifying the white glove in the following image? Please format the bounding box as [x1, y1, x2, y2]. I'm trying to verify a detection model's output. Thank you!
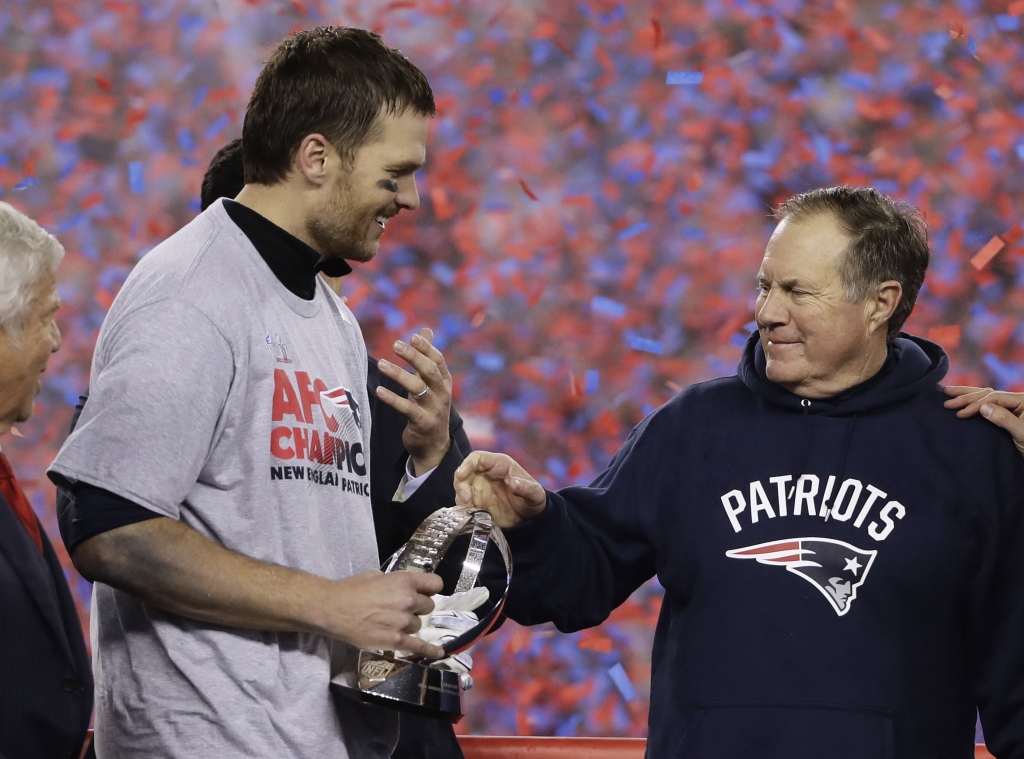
[413, 586, 490, 690]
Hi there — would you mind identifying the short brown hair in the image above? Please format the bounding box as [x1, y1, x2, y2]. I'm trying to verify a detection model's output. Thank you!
[242, 26, 435, 185]
[773, 186, 930, 345]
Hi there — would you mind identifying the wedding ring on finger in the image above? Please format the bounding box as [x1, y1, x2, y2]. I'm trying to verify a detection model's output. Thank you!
[413, 386, 430, 399]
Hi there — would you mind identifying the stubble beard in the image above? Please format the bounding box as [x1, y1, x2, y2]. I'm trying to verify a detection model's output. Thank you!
[306, 173, 377, 263]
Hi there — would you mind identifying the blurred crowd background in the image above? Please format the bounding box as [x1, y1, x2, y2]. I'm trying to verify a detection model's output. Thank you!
[2, 0, 1022, 739]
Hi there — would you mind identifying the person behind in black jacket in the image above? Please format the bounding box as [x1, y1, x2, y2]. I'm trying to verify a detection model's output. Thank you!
[57, 138, 477, 759]
[0, 201, 93, 759]
[454, 186, 1024, 759]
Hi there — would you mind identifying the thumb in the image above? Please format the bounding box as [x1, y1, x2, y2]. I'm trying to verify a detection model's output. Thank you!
[981, 403, 1024, 441]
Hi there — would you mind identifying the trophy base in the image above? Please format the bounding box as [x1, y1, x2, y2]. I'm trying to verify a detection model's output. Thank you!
[332, 650, 465, 722]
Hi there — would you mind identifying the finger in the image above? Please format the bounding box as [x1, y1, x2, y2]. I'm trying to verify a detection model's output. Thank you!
[394, 339, 445, 390]
[943, 387, 993, 409]
[412, 572, 445, 596]
[456, 451, 508, 480]
[377, 357, 428, 398]
[943, 385, 989, 397]
[396, 634, 446, 660]
[953, 391, 1021, 418]
[375, 383, 424, 421]
[410, 330, 453, 384]
[510, 476, 548, 509]
[981, 402, 1024, 441]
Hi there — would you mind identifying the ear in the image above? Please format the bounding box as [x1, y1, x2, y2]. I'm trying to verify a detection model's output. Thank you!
[867, 280, 902, 336]
[293, 134, 334, 186]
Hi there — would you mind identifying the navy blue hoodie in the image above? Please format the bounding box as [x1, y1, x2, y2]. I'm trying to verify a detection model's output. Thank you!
[504, 333, 1024, 759]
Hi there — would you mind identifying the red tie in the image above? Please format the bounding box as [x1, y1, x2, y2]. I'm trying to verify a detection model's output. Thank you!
[0, 451, 43, 553]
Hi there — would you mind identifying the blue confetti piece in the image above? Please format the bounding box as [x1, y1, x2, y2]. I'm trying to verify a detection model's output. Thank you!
[475, 353, 505, 371]
[1015, 144, 1024, 160]
[191, 85, 208, 110]
[666, 71, 703, 85]
[13, 177, 38, 191]
[188, 198, 202, 213]
[585, 369, 600, 394]
[430, 261, 456, 286]
[617, 221, 649, 241]
[178, 14, 206, 33]
[204, 114, 231, 142]
[173, 64, 194, 84]
[488, 88, 504, 105]
[966, 35, 979, 59]
[996, 14, 1021, 31]
[0, 155, 7, 170]
[743, 321, 758, 332]
[546, 457, 567, 480]
[839, 71, 874, 91]
[178, 128, 196, 152]
[729, 332, 748, 349]
[585, 98, 612, 123]
[626, 333, 664, 355]
[127, 162, 145, 194]
[591, 295, 627, 318]
[607, 662, 636, 701]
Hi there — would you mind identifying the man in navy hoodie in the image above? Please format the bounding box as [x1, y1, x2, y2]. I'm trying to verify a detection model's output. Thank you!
[455, 186, 1024, 759]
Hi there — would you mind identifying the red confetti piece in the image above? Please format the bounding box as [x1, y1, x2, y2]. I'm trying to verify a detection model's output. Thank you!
[1010, 0, 1024, 15]
[569, 371, 581, 397]
[949, 22, 965, 40]
[685, 172, 702, 192]
[517, 178, 539, 201]
[665, 381, 684, 393]
[430, 186, 454, 220]
[384, 1, 416, 10]
[934, 84, 954, 100]
[95, 75, 112, 92]
[80, 192, 104, 210]
[470, 309, 486, 328]
[651, 18, 663, 50]
[970, 236, 1005, 270]
[927, 325, 961, 348]
[1002, 223, 1023, 245]
[290, 0, 308, 14]
[553, 39, 577, 59]
[579, 636, 614, 653]
[9, 427, 22, 438]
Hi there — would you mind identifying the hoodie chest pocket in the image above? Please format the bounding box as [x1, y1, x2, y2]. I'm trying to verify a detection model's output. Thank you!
[672, 702, 895, 759]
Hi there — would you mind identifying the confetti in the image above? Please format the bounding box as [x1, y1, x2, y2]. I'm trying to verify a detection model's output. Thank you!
[666, 71, 703, 85]
[651, 18, 663, 50]
[517, 178, 539, 201]
[607, 663, 636, 702]
[5, 1, 1021, 746]
[971, 236, 1005, 270]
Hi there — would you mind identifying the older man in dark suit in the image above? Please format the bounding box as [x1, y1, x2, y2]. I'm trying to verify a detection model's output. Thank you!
[0, 201, 92, 759]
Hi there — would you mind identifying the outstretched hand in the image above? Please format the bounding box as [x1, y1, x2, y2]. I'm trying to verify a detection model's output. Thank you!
[375, 328, 453, 476]
[454, 451, 547, 529]
[944, 386, 1024, 455]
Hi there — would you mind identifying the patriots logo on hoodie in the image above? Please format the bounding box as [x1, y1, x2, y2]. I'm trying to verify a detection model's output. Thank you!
[726, 538, 877, 616]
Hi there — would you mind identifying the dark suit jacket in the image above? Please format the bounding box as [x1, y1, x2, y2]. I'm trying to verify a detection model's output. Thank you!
[0, 493, 93, 759]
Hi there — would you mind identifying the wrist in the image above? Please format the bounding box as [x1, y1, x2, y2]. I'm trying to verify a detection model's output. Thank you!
[410, 437, 451, 477]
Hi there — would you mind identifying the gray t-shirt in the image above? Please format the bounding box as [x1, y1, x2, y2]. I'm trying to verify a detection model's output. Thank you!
[49, 200, 396, 758]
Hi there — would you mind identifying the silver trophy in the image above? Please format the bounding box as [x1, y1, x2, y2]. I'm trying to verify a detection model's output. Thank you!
[332, 505, 512, 722]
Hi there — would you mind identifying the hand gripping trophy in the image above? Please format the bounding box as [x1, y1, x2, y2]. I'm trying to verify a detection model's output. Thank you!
[333, 505, 512, 721]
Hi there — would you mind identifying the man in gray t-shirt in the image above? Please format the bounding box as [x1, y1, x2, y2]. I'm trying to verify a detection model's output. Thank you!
[49, 28, 450, 759]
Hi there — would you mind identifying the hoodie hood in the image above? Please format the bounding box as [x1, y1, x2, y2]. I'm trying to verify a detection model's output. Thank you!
[737, 331, 948, 416]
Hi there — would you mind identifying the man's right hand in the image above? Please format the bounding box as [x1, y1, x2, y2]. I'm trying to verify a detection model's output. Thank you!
[324, 569, 445, 658]
[73, 517, 447, 660]
[944, 386, 1024, 456]
[454, 451, 547, 529]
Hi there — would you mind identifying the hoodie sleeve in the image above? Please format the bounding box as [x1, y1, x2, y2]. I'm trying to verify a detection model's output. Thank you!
[503, 418, 658, 632]
[971, 457, 1024, 758]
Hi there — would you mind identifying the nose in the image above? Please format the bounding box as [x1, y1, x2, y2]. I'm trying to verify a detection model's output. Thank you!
[755, 287, 788, 330]
[50, 321, 62, 354]
[396, 173, 420, 212]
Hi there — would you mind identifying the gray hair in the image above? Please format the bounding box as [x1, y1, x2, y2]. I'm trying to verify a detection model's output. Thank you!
[772, 186, 930, 346]
[0, 202, 65, 333]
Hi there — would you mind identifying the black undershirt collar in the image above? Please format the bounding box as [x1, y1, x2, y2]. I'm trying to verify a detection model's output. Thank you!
[222, 199, 352, 300]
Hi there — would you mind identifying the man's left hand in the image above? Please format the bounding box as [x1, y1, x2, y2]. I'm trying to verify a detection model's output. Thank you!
[376, 328, 452, 476]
